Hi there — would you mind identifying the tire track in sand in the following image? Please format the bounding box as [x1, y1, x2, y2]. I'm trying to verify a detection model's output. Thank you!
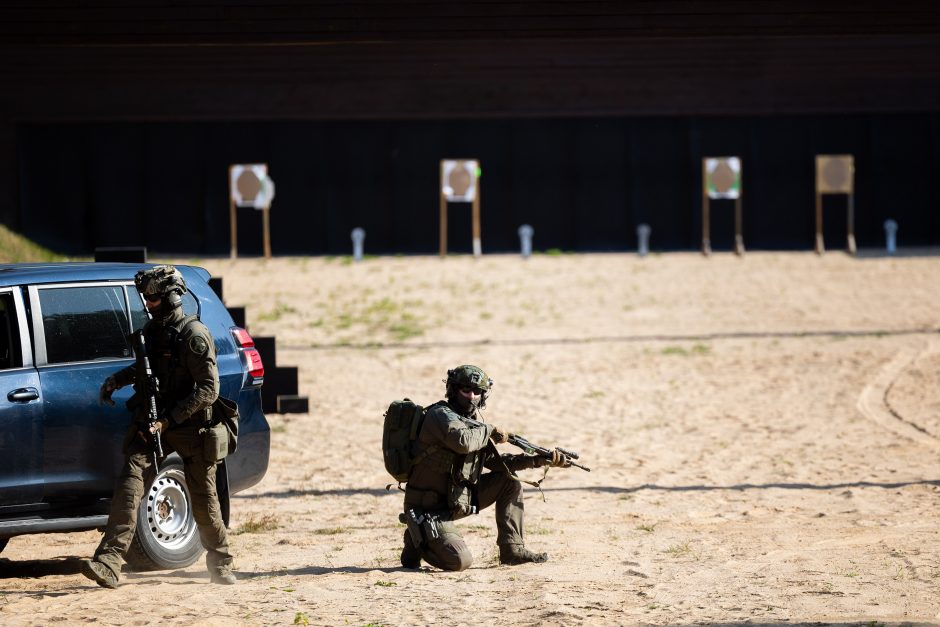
[857, 340, 940, 450]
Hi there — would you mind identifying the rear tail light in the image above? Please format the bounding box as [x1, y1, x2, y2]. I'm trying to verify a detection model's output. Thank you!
[231, 326, 264, 383]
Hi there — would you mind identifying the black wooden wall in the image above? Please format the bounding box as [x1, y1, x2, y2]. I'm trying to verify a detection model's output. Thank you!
[2, 2, 939, 254]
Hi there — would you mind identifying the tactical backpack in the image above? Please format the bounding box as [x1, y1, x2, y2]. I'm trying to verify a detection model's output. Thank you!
[382, 398, 437, 485]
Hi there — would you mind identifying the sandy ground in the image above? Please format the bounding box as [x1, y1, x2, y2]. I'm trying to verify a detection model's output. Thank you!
[1, 251, 939, 626]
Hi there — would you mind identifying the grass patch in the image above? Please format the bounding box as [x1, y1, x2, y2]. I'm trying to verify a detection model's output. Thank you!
[256, 302, 299, 322]
[660, 343, 710, 356]
[374, 580, 397, 587]
[389, 319, 424, 341]
[323, 297, 428, 340]
[313, 526, 347, 535]
[293, 612, 309, 625]
[636, 523, 657, 533]
[664, 541, 692, 557]
[234, 514, 279, 535]
[0, 224, 67, 263]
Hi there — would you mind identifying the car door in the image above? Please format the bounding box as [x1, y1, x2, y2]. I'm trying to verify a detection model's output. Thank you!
[0, 287, 43, 507]
[30, 282, 145, 502]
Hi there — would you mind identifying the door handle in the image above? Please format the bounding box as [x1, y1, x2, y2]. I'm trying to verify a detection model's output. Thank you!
[7, 387, 39, 402]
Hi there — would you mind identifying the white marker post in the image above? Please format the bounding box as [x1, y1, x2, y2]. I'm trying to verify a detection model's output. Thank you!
[351, 228, 366, 261]
[883, 219, 898, 255]
[518, 224, 534, 259]
[637, 223, 651, 257]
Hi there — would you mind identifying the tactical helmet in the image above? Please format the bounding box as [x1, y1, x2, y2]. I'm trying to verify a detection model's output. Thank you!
[134, 265, 187, 311]
[446, 365, 493, 392]
[445, 364, 493, 413]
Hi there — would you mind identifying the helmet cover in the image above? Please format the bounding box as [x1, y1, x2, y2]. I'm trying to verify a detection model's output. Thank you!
[134, 265, 187, 298]
[446, 365, 493, 391]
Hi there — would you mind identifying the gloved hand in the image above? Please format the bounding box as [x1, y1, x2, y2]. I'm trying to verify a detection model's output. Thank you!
[99, 376, 118, 406]
[490, 426, 510, 444]
[540, 449, 572, 468]
[149, 418, 169, 435]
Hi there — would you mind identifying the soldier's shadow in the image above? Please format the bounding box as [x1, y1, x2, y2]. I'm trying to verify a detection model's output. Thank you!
[238, 565, 408, 578]
[0, 556, 85, 579]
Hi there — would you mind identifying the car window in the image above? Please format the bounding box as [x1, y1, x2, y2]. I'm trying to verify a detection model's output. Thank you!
[0, 293, 23, 369]
[39, 286, 132, 364]
[127, 287, 149, 331]
[182, 291, 198, 317]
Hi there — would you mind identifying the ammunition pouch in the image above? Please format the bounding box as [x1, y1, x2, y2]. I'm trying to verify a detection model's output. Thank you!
[202, 421, 228, 463]
[197, 396, 239, 462]
[448, 482, 478, 517]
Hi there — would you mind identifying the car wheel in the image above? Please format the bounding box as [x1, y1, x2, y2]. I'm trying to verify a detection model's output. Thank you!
[125, 457, 204, 571]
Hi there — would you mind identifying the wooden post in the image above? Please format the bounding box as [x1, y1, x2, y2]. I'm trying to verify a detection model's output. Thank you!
[439, 161, 447, 258]
[262, 205, 272, 259]
[734, 195, 745, 256]
[701, 159, 711, 256]
[816, 154, 856, 255]
[228, 165, 238, 259]
[814, 190, 824, 254]
[471, 172, 481, 258]
[846, 191, 856, 255]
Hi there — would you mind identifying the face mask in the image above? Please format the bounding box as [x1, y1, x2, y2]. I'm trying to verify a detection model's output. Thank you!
[451, 388, 482, 414]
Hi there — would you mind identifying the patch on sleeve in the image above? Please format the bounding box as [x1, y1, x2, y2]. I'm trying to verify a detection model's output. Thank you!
[189, 336, 209, 355]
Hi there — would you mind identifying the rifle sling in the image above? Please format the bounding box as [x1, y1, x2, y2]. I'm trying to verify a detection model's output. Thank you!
[485, 440, 547, 501]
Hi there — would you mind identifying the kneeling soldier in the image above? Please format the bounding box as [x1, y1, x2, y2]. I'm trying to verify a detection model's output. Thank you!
[401, 365, 570, 571]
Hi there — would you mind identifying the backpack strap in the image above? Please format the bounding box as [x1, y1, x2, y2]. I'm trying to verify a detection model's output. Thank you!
[406, 400, 445, 469]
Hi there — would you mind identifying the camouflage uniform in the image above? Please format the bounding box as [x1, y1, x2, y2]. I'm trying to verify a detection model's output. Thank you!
[401, 365, 551, 571]
[82, 266, 234, 587]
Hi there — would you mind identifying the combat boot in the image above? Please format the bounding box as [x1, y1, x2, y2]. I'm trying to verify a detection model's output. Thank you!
[210, 567, 237, 585]
[80, 558, 120, 589]
[400, 530, 421, 569]
[499, 544, 548, 565]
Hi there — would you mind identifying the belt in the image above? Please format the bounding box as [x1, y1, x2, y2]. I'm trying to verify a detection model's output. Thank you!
[404, 487, 444, 508]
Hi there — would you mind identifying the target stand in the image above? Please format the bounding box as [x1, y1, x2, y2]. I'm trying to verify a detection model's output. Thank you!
[439, 159, 481, 257]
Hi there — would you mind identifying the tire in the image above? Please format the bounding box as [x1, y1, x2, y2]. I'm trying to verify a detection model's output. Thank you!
[125, 457, 204, 571]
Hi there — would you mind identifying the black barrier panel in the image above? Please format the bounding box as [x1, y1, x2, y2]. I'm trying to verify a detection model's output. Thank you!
[94, 247, 147, 263]
[14, 114, 940, 255]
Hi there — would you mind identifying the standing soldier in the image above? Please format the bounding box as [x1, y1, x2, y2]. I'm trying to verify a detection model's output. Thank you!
[80, 265, 236, 587]
[400, 365, 571, 571]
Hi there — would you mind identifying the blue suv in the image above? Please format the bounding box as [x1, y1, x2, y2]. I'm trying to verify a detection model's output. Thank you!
[0, 263, 269, 570]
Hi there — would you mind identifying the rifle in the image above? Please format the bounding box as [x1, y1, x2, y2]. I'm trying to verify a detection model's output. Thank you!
[507, 434, 591, 472]
[133, 330, 164, 469]
[463, 416, 591, 472]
